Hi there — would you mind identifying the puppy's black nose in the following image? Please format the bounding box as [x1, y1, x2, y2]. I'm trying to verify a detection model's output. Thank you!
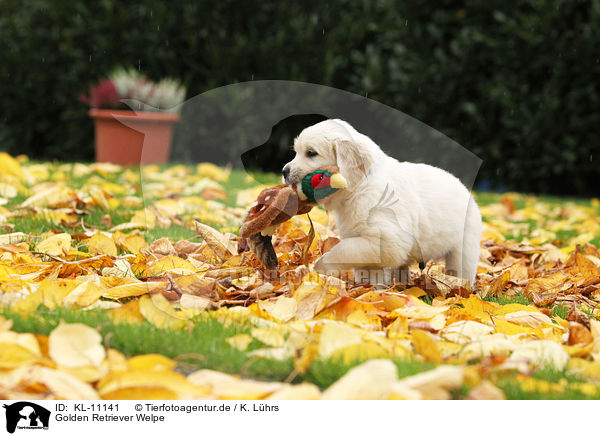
[282, 164, 290, 179]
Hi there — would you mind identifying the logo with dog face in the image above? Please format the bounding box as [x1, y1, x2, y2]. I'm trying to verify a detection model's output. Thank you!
[3, 402, 50, 433]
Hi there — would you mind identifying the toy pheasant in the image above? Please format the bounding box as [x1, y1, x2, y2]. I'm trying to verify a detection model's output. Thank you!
[240, 166, 347, 269]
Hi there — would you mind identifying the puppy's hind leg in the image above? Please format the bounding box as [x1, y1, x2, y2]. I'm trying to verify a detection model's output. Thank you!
[446, 197, 482, 284]
[444, 249, 462, 279]
[445, 241, 478, 284]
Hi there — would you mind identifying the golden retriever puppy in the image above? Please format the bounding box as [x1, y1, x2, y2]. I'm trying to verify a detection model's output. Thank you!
[282, 119, 481, 284]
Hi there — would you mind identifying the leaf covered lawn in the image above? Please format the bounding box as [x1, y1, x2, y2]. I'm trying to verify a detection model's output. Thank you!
[1, 152, 600, 400]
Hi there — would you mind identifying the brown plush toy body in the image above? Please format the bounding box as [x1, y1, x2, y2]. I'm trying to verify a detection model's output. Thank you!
[240, 185, 313, 269]
[240, 185, 313, 239]
[240, 166, 346, 269]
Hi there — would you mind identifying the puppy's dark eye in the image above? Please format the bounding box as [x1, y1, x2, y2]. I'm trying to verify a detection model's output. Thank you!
[306, 150, 318, 158]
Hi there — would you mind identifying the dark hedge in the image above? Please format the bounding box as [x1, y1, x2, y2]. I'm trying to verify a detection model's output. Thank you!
[0, 0, 598, 195]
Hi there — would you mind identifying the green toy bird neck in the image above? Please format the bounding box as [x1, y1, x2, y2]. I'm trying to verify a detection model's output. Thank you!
[301, 169, 338, 203]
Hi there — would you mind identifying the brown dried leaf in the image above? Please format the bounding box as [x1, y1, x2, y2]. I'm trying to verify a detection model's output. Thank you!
[568, 321, 593, 346]
[566, 305, 590, 329]
[194, 220, 235, 262]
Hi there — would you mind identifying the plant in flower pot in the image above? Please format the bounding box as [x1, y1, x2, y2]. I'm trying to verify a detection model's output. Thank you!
[81, 68, 186, 165]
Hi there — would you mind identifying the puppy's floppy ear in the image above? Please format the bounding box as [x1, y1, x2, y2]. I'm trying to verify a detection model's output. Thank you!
[333, 139, 374, 188]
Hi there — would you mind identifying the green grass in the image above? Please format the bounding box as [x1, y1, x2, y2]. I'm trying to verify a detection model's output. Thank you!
[484, 293, 531, 306]
[304, 357, 435, 389]
[85, 207, 134, 227]
[10, 209, 133, 234]
[4, 163, 600, 398]
[143, 226, 198, 243]
[475, 192, 525, 209]
[10, 216, 67, 235]
[475, 191, 600, 247]
[6, 166, 278, 240]
[221, 169, 280, 208]
[4, 298, 600, 398]
[552, 304, 570, 319]
[475, 191, 595, 209]
[496, 367, 600, 400]
[5, 305, 598, 398]
[3, 306, 254, 370]
[498, 383, 600, 400]
[2, 305, 297, 381]
[0, 306, 435, 389]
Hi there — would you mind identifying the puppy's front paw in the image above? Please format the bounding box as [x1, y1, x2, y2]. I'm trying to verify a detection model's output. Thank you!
[314, 253, 343, 276]
[314, 256, 327, 275]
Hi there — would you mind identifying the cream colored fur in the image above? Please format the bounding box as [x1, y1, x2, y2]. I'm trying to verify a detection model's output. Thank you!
[282, 119, 482, 284]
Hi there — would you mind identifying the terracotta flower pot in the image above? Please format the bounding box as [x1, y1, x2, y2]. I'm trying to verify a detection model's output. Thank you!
[89, 109, 180, 165]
